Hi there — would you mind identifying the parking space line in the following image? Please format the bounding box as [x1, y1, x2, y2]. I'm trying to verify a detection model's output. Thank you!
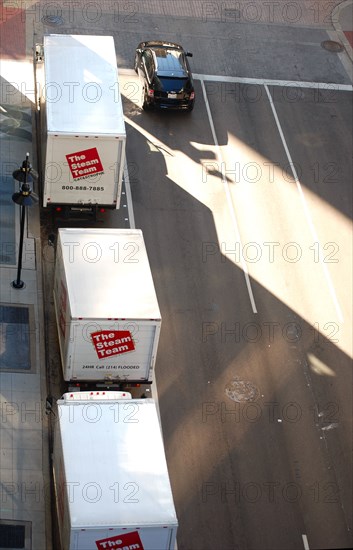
[195, 73, 353, 91]
[201, 80, 258, 315]
[120, 68, 352, 90]
[302, 534, 310, 550]
[264, 84, 344, 323]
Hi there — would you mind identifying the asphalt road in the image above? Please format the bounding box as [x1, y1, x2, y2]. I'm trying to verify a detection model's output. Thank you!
[120, 70, 352, 550]
[34, 3, 353, 548]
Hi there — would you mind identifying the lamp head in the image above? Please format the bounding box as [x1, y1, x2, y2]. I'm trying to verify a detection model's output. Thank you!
[12, 153, 38, 183]
[12, 181, 39, 206]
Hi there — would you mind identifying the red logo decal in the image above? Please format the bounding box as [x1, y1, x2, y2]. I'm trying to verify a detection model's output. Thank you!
[96, 531, 143, 550]
[91, 330, 135, 359]
[66, 147, 104, 180]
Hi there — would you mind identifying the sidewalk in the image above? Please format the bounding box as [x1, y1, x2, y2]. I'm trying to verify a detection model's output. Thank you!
[0, 128, 50, 550]
[0, 1, 50, 548]
[0, 1, 352, 549]
[332, 0, 353, 61]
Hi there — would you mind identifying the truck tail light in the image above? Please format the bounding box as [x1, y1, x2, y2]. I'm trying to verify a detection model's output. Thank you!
[148, 88, 154, 97]
[55, 206, 62, 212]
[99, 207, 106, 213]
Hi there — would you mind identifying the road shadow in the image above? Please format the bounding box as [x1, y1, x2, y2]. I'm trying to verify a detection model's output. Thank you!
[122, 90, 352, 550]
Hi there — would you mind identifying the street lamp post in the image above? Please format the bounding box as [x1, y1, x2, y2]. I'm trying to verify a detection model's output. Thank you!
[12, 153, 39, 289]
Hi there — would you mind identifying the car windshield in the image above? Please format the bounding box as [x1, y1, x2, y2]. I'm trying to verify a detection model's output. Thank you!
[154, 76, 189, 92]
[154, 48, 187, 77]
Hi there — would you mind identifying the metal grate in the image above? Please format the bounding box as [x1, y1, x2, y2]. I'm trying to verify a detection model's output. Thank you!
[0, 256, 12, 264]
[0, 520, 31, 550]
[0, 524, 25, 549]
[0, 304, 33, 372]
[0, 305, 29, 324]
[0, 176, 16, 266]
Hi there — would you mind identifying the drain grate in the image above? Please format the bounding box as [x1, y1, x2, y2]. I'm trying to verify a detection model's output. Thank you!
[321, 40, 344, 52]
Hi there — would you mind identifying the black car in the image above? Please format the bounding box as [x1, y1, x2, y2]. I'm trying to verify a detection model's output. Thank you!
[134, 41, 195, 111]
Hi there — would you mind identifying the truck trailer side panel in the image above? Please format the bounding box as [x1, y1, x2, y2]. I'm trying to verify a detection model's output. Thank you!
[52, 419, 72, 550]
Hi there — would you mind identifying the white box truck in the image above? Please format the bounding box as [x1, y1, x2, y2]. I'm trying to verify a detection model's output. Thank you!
[53, 392, 178, 550]
[36, 34, 126, 215]
[53, 228, 161, 388]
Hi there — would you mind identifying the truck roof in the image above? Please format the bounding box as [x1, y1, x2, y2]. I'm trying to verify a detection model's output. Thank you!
[58, 228, 161, 320]
[57, 398, 178, 528]
[43, 34, 125, 136]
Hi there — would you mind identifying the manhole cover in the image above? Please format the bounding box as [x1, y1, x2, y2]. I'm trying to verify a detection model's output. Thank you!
[225, 377, 259, 402]
[41, 15, 64, 26]
[321, 40, 344, 52]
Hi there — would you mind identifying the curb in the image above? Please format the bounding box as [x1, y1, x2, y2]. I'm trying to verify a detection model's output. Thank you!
[332, 0, 353, 63]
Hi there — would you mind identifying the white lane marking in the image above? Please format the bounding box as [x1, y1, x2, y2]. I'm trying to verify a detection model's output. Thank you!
[302, 534, 310, 550]
[264, 84, 343, 323]
[201, 80, 258, 314]
[121, 68, 353, 90]
[194, 73, 353, 91]
[123, 161, 135, 229]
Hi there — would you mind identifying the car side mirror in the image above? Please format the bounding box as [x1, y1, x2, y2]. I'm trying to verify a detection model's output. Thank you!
[185, 52, 193, 57]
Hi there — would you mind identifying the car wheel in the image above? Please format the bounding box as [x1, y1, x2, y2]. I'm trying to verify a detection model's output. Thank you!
[186, 102, 194, 112]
